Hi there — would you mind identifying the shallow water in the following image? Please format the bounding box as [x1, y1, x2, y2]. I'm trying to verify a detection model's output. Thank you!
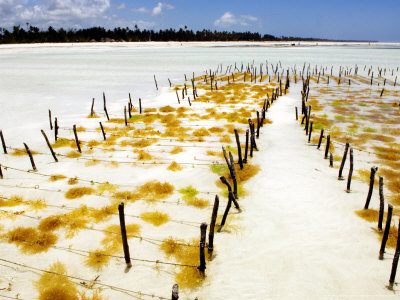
[0, 43, 399, 146]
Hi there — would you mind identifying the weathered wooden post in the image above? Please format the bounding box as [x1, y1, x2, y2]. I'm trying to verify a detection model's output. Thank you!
[256, 111, 260, 138]
[379, 204, 393, 260]
[73, 125, 81, 153]
[234, 129, 243, 169]
[220, 176, 240, 211]
[208, 195, 219, 257]
[176, 90, 180, 104]
[364, 167, 378, 209]
[338, 143, 350, 180]
[41, 130, 58, 162]
[378, 177, 385, 231]
[154, 74, 158, 90]
[54, 117, 59, 142]
[128, 93, 133, 118]
[324, 135, 330, 159]
[23, 143, 37, 171]
[49, 109, 53, 130]
[329, 152, 333, 167]
[198, 223, 207, 274]
[295, 107, 298, 120]
[244, 129, 249, 164]
[346, 148, 353, 192]
[139, 98, 142, 114]
[90, 98, 95, 117]
[118, 202, 132, 267]
[222, 147, 238, 199]
[99, 122, 106, 141]
[0, 164, 3, 179]
[388, 220, 400, 290]
[124, 106, 127, 126]
[171, 284, 179, 300]
[103, 92, 110, 121]
[308, 121, 313, 143]
[317, 129, 324, 149]
[0, 130, 7, 154]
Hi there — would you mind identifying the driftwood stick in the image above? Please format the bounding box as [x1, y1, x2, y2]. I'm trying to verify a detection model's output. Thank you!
[23, 143, 37, 171]
[198, 223, 207, 274]
[378, 177, 385, 231]
[73, 125, 81, 153]
[364, 166, 378, 209]
[379, 204, 393, 260]
[234, 129, 243, 169]
[346, 148, 353, 192]
[49, 109, 53, 130]
[41, 130, 58, 162]
[99, 122, 106, 141]
[118, 202, 132, 267]
[208, 195, 219, 256]
[388, 219, 400, 289]
[0, 130, 7, 154]
[338, 143, 350, 180]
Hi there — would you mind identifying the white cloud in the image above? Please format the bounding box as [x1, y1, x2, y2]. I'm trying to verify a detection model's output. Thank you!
[132, 7, 149, 13]
[0, 0, 111, 28]
[116, 3, 125, 10]
[214, 11, 258, 27]
[152, 2, 174, 16]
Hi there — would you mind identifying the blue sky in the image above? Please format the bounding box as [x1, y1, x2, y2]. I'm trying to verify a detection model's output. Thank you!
[0, 0, 399, 41]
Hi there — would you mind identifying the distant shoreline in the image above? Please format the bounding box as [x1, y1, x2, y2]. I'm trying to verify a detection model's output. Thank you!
[1, 41, 399, 50]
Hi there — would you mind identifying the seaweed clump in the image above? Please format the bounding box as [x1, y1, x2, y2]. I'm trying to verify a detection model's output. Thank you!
[140, 211, 170, 226]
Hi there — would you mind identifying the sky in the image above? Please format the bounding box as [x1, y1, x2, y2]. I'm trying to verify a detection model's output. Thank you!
[0, 0, 399, 42]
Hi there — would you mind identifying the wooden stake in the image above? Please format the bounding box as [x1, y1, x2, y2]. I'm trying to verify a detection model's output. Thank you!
[0, 130, 7, 154]
[364, 166, 378, 209]
[234, 129, 243, 169]
[128, 93, 133, 118]
[0, 164, 3, 179]
[220, 176, 240, 211]
[388, 219, 400, 289]
[103, 92, 110, 121]
[380, 208, 393, 260]
[176, 90, 180, 104]
[139, 98, 142, 114]
[256, 111, 260, 138]
[172, 284, 179, 300]
[338, 143, 349, 180]
[99, 122, 106, 141]
[49, 109, 53, 130]
[41, 130, 58, 162]
[198, 223, 207, 274]
[23, 143, 37, 171]
[54, 117, 58, 142]
[244, 129, 249, 164]
[118, 202, 132, 267]
[324, 134, 330, 159]
[124, 106, 127, 126]
[73, 125, 81, 153]
[329, 152, 333, 167]
[90, 98, 95, 117]
[218, 187, 232, 232]
[346, 148, 353, 192]
[295, 107, 298, 120]
[168, 78, 172, 88]
[378, 177, 385, 231]
[317, 129, 324, 149]
[154, 74, 158, 90]
[222, 147, 238, 199]
[208, 195, 219, 256]
[308, 121, 313, 143]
